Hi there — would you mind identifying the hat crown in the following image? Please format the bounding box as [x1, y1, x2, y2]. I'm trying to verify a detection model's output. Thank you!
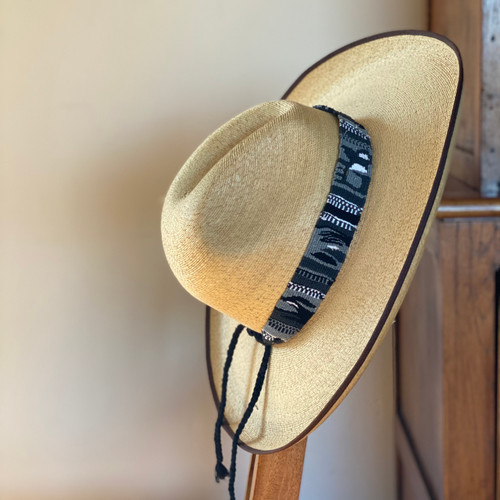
[161, 100, 339, 332]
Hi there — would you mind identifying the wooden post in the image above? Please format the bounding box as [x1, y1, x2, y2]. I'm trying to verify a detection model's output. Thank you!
[245, 438, 307, 500]
[430, 0, 500, 197]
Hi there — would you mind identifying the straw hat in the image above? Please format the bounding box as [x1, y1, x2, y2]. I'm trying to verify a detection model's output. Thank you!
[162, 30, 462, 465]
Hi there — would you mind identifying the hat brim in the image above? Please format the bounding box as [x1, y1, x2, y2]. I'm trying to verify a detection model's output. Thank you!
[206, 30, 463, 453]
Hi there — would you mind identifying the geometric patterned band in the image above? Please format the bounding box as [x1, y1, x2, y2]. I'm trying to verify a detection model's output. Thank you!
[256, 105, 373, 345]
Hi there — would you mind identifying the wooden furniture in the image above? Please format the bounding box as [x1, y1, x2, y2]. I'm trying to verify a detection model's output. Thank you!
[395, 0, 500, 498]
[245, 438, 307, 500]
[396, 203, 499, 499]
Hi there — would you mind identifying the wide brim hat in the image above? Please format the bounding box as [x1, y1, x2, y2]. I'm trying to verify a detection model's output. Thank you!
[162, 30, 463, 454]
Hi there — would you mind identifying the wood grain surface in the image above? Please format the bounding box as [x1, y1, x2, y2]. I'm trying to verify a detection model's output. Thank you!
[245, 438, 307, 500]
[441, 220, 496, 499]
[430, 0, 482, 192]
[481, 0, 500, 196]
[397, 218, 498, 499]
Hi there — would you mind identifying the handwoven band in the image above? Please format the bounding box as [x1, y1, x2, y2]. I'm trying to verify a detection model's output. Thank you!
[257, 105, 373, 345]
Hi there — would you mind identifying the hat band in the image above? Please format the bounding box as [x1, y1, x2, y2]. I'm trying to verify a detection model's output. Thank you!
[258, 105, 373, 345]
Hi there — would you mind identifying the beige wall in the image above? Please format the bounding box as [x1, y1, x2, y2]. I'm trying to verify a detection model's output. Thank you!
[0, 1, 425, 499]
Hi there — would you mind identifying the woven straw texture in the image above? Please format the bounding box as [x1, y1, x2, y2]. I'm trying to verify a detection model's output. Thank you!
[161, 33, 462, 452]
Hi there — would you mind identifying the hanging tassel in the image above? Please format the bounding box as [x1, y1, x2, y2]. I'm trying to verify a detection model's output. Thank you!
[227, 343, 272, 500]
[214, 324, 244, 482]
